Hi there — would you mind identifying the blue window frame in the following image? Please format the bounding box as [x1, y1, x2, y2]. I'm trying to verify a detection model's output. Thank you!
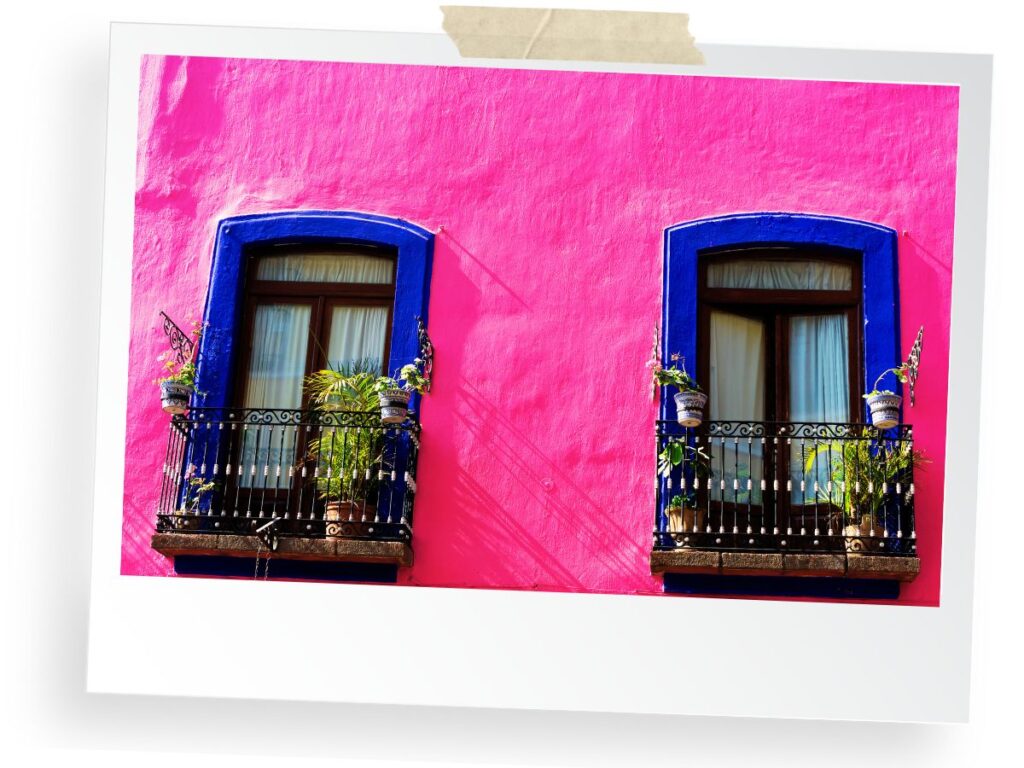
[194, 210, 434, 410]
[661, 212, 900, 425]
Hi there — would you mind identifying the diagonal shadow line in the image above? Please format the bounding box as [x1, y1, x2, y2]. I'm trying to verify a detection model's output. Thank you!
[447, 381, 651, 579]
[438, 228, 531, 311]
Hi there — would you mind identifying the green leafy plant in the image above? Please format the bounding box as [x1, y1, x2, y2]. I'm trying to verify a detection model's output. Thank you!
[651, 353, 702, 394]
[865, 361, 910, 398]
[156, 319, 204, 389]
[373, 376, 402, 393]
[801, 431, 927, 523]
[304, 359, 385, 501]
[398, 360, 429, 394]
[658, 438, 711, 508]
[305, 357, 382, 411]
[177, 476, 217, 515]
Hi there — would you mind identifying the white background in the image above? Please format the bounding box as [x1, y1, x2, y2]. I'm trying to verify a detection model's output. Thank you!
[2, 1, 1021, 766]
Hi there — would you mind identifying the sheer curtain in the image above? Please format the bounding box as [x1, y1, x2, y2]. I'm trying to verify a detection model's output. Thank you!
[789, 314, 850, 503]
[709, 311, 766, 503]
[326, 306, 389, 374]
[256, 251, 394, 284]
[240, 304, 311, 489]
[788, 314, 849, 423]
[707, 259, 852, 291]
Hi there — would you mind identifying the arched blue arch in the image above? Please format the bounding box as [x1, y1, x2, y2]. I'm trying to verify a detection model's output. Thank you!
[661, 212, 900, 424]
[194, 210, 435, 410]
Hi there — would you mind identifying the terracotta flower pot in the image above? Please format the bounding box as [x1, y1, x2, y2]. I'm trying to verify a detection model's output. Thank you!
[325, 499, 378, 536]
[378, 388, 410, 424]
[844, 514, 886, 551]
[666, 505, 706, 544]
[866, 392, 902, 429]
[673, 390, 708, 428]
[160, 380, 193, 415]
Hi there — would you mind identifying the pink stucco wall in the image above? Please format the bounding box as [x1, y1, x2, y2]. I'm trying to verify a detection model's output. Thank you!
[124, 56, 958, 606]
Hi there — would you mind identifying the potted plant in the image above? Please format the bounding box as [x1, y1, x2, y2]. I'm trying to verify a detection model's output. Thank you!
[658, 437, 711, 541]
[376, 357, 430, 425]
[803, 431, 926, 550]
[304, 365, 384, 529]
[663, 493, 706, 543]
[156, 319, 202, 415]
[157, 357, 197, 415]
[864, 360, 913, 429]
[652, 353, 707, 427]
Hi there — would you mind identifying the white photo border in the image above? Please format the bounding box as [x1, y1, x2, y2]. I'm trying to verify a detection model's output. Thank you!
[88, 22, 990, 723]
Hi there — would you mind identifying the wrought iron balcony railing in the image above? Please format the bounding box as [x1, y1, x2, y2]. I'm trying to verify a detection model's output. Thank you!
[157, 407, 420, 544]
[654, 420, 917, 557]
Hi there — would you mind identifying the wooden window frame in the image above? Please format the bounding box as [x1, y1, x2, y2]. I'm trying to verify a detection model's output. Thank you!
[231, 242, 398, 412]
[696, 247, 864, 424]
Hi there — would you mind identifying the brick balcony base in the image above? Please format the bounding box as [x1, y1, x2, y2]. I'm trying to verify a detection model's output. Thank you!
[152, 532, 413, 567]
[651, 549, 919, 581]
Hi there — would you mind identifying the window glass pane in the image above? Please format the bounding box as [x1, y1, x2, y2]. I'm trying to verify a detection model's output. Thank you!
[326, 305, 389, 375]
[707, 259, 852, 290]
[256, 250, 394, 284]
[240, 303, 311, 488]
[709, 311, 766, 504]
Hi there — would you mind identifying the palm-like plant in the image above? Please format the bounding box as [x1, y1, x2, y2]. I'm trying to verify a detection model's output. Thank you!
[801, 429, 926, 523]
[304, 358, 385, 502]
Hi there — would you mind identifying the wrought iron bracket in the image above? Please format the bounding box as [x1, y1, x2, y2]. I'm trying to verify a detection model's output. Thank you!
[160, 310, 196, 364]
[416, 316, 434, 393]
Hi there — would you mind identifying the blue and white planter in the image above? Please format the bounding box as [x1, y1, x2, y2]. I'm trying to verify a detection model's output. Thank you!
[673, 390, 708, 428]
[866, 392, 902, 429]
[378, 388, 411, 424]
[160, 380, 193, 415]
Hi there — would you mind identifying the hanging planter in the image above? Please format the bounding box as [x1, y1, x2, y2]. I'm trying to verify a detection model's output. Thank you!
[866, 392, 902, 429]
[159, 380, 194, 415]
[378, 388, 411, 424]
[155, 312, 202, 415]
[653, 353, 707, 428]
[673, 389, 708, 428]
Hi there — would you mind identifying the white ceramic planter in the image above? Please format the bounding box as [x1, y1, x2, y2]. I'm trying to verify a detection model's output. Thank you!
[160, 380, 193, 415]
[866, 392, 902, 429]
[378, 388, 411, 424]
[673, 390, 708, 428]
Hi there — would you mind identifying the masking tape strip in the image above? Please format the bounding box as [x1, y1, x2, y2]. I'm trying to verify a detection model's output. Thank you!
[441, 6, 705, 65]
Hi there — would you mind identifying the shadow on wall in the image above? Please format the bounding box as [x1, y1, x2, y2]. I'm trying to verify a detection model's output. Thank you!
[404, 231, 651, 592]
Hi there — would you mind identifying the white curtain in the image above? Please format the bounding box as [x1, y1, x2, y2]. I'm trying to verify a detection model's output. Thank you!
[256, 250, 394, 284]
[710, 311, 765, 421]
[707, 259, 852, 291]
[240, 304, 310, 488]
[326, 306, 389, 374]
[788, 314, 849, 422]
[788, 314, 850, 504]
[709, 311, 766, 503]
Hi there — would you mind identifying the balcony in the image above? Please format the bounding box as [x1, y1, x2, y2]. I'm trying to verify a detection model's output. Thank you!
[151, 407, 420, 568]
[652, 420, 920, 582]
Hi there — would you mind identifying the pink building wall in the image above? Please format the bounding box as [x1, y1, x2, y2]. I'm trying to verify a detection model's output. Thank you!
[124, 56, 958, 606]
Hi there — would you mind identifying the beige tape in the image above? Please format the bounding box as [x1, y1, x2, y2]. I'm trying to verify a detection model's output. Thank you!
[440, 6, 704, 65]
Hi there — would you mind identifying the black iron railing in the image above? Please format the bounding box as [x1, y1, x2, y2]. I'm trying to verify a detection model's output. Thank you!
[157, 407, 420, 542]
[654, 420, 917, 555]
